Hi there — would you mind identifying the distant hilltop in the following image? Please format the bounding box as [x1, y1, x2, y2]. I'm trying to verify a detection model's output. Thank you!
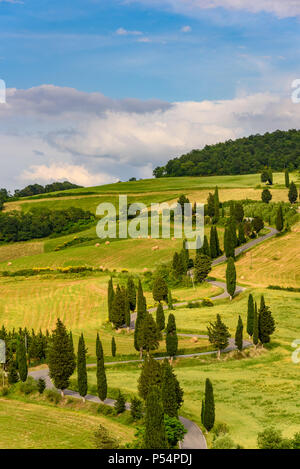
[153, 129, 300, 178]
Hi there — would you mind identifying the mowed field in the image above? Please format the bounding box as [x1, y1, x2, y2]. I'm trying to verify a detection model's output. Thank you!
[213, 222, 300, 288]
[0, 274, 219, 361]
[0, 398, 134, 449]
[78, 288, 300, 449]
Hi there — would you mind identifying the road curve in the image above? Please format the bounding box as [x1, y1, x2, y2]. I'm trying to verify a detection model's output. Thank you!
[29, 226, 277, 449]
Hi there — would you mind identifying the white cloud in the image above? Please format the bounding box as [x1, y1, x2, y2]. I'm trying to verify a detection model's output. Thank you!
[20, 164, 117, 187]
[129, 0, 300, 18]
[116, 27, 143, 36]
[181, 25, 192, 32]
[1, 84, 300, 189]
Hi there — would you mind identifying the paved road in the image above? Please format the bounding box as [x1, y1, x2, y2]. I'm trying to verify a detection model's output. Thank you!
[29, 226, 277, 449]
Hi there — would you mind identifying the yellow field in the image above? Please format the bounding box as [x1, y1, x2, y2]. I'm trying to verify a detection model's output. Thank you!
[213, 223, 300, 288]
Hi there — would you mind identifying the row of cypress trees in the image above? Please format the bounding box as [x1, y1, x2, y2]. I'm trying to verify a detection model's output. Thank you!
[246, 294, 276, 347]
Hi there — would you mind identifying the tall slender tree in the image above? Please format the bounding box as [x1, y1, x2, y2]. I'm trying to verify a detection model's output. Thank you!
[235, 316, 244, 352]
[17, 339, 28, 382]
[107, 277, 114, 322]
[285, 168, 290, 188]
[166, 314, 178, 361]
[276, 205, 284, 232]
[127, 276, 136, 312]
[152, 275, 168, 303]
[194, 253, 212, 284]
[224, 226, 235, 259]
[134, 280, 147, 355]
[161, 359, 184, 418]
[138, 354, 162, 401]
[167, 290, 174, 310]
[210, 226, 218, 259]
[96, 333, 107, 401]
[77, 333, 87, 402]
[111, 337, 116, 357]
[156, 303, 165, 331]
[253, 302, 259, 348]
[288, 181, 298, 204]
[48, 319, 75, 395]
[247, 294, 255, 339]
[139, 312, 161, 355]
[258, 296, 276, 346]
[203, 379, 215, 432]
[144, 386, 168, 449]
[226, 257, 236, 300]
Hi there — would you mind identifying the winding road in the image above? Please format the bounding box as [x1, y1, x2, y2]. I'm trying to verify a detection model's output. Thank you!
[29, 226, 278, 450]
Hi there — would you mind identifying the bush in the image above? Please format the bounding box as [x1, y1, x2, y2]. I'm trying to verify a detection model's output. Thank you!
[0, 386, 10, 397]
[97, 403, 114, 416]
[94, 424, 119, 449]
[114, 390, 126, 414]
[19, 377, 37, 395]
[213, 422, 230, 437]
[257, 427, 292, 449]
[212, 435, 238, 449]
[37, 378, 46, 394]
[164, 416, 187, 447]
[187, 301, 201, 309]
[201, 298, 214, 307]
[131, 397, 143, 421]
[45, 389, 62, 404]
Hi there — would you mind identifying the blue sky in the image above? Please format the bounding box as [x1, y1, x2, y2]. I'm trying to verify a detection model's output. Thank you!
[1, 0, 300, 101]
[1, 0, 300, 189]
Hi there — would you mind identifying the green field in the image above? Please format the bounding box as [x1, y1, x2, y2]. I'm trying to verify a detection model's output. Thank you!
[0, 172, 299, 449]
[0, 397, 134, 449]
[74, 288, 300, 448]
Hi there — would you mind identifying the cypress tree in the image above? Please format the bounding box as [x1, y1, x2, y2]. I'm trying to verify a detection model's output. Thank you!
[285, 168, 290, 188]
[229, 218, 238, 248]
[172, 251, 184, 278]
[258, 296, 276, 346]
[194, 253, 212, 284]
[161, 359, 183, 418]
[210, 226, 217, 259]
[114, 390, 126, 414]
[111, 337, 116, 357]
[234, 202, 244, 223]
[276, 205, 284, 232]
[168, 290, 174, 310]
[131, 397, 143, 421]
[224, 226, 235, 259]
[127, 276, 136, 312]
[235, 316, 244, 352]
[201, 235, 211, 257]
[215, 226, 222, 256]
[207, 192, 215, 218]
[247, 294, 255, 338]
[262, 188, 272, 204]
[48, 319, 76, 395]
[144, 385, 168, 449]
[203, 378, 215, 432]
[226, 257, 236, 300]
[8, 360, 19, 384]
[17, 339, 28, 382]
[253, 302, 259, 348]
[288, 182, 298, 204]
[166, 314, 178, 361]
[138, 354, 162, 400]
[77, 333, 88, 401]
[238, 223, 246, 245]
[134, 280, 147, 355]
[213, 186, 220, 223]
[96, 333, 107, 401]
[139, 312, 161, 355]
[201, 399, 205, 425]
[107, 277, 114, 322]
[111, 285, 125, 328]
[156, 303, 165, 331]
[207, 314, 231, 359]
[152, 275, 168, 303]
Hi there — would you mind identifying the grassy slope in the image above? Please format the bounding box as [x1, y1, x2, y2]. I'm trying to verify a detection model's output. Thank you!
[0, 274, 219, 361]
[213, 223, 300, 288]
[80, 288, 300, 448]
[0, 398, 134, 449]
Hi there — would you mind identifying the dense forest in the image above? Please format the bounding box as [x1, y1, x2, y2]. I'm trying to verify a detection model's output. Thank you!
[153, 129, 300, 178]
[0, 207, 94, 242]
[14, 181, 83, 198]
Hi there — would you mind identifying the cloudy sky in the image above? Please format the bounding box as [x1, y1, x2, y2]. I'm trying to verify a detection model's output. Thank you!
[1, 0, 300, 190]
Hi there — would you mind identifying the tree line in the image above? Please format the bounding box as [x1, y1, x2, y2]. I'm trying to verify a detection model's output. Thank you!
[0, 206, 94, 242]
[153, 129, 300, 177]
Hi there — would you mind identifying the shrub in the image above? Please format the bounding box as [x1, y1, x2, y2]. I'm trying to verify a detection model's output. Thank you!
[97, 403, 114, 416]
[114, 390, 126, 414]
[213, 422, 230, 437]
[164, 415, 187, 447]
[187, 301, 201, 309]
[0, 386, 10, 397]
[94, 424, 119, 449]
[212, 435, 238, 449]
[37, 378, 46, 394]
[201, 298, 214, 307]
[19, 377, 37, 395]
[257, 427, 292, 449]
[45, 389, 62, 404]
